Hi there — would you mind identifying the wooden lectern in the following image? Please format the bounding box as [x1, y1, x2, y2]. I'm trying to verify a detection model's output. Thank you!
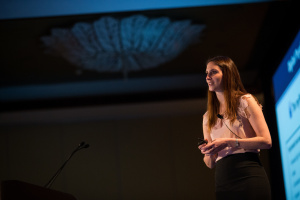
[0, 180, 77, 200]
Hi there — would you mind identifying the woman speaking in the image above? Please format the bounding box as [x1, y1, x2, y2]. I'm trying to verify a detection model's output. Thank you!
[198, 56, 272, 200]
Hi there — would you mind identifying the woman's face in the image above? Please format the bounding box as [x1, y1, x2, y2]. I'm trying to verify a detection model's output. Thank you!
[206, 61, 224, 92]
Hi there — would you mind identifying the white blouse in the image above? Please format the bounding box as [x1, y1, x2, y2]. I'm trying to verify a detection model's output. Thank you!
[203, 94, 260, 162]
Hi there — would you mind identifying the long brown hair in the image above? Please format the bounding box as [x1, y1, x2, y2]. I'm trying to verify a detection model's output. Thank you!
[206, 56, 247, 132]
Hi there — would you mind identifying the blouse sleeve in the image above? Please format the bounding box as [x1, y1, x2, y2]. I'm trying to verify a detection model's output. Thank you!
[238, 94, 262, 119]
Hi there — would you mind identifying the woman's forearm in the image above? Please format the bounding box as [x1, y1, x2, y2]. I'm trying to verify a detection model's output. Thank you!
[226, 136, 272, 150]
[203, 154, 217, 169]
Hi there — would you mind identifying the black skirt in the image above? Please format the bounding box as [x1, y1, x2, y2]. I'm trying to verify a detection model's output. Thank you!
[215, 152, 271, 200]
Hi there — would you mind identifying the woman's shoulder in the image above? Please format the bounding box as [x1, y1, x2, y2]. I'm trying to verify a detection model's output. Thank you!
[203, 111, 208, 120]
[240, 93, 252, 100]
[238, 93, 262, 118]
[203, 111, 209, 125]
[239, 93, 260, 106]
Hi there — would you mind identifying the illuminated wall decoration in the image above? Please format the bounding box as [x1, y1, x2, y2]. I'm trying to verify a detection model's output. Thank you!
[41, 15, 205, 78]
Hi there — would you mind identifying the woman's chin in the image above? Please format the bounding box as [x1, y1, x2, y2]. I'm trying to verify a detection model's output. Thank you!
[208, 87, 215, 91]
[208, 87, 223, 92]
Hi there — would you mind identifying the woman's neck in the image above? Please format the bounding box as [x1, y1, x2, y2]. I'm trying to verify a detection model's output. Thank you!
[216, 91, 225, 104]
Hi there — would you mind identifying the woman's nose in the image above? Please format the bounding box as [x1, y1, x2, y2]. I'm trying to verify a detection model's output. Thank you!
[206, 74, 211, 79]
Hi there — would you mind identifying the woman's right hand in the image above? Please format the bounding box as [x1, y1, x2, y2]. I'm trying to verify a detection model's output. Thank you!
[198, 139, 217, 168]
[198, 139, 208, 154]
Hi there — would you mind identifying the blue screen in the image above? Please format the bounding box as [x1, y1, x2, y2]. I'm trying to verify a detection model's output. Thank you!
[0, 0, 274, 20]
[272, 30, 300, 200]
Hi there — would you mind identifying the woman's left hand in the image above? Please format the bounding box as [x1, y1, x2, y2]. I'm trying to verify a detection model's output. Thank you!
[201, 138, 228, 155]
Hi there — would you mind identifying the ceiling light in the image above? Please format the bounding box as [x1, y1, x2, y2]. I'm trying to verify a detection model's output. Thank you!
[41, 15, 205, 79]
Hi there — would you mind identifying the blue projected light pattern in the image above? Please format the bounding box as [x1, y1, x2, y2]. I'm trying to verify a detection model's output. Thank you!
[40, 15, 205, 79]
[273, 30, 300, 200]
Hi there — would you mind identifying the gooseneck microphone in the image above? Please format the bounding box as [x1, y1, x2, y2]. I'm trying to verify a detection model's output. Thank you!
[44, 141, 90, 188]
[217, 114, 241, 139]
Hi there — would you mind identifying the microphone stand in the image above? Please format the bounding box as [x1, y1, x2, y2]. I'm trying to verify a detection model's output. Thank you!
[44, 142, 90, 189]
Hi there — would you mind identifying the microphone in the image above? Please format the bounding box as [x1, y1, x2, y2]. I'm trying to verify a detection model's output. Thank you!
[78, 141, 90, 149]
[217, 114, 223, 119]
[44, 141, 90, 188]
[217, 114, 241, 139]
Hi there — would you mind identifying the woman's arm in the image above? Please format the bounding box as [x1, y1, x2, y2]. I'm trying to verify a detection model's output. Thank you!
[202, 96, 272, 155]
[203, 153, 217, 169]
[199, 119, 217, 169]
[227, 95, 272, 149]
